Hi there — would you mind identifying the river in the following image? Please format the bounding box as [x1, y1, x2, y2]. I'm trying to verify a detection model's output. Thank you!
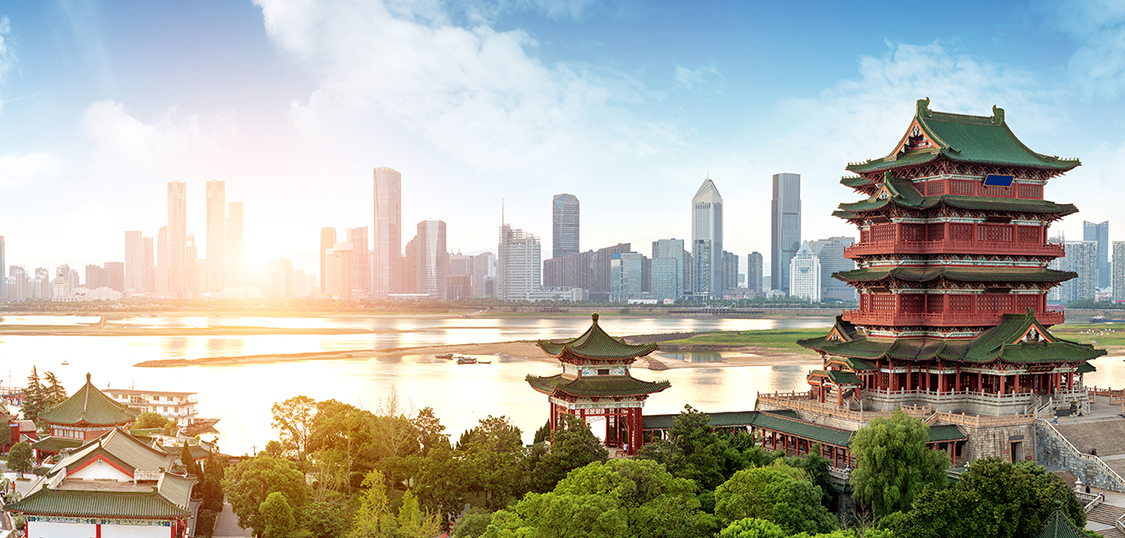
[2, 314, 1123, 455]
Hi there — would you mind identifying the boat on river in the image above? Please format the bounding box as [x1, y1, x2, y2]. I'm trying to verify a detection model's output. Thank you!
[435, 353, 454, 359]
[456, 356, 477, 364]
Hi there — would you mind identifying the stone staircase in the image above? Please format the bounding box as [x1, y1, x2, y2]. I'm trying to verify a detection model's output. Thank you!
[1054, 418, 1125, 457]
[1088, 503, 1125, 538]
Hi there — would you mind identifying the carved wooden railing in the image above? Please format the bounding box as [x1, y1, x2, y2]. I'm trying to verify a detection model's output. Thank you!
[842, 310, 1065, 327]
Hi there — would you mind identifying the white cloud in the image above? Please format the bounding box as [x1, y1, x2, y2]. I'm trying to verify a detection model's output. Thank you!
[674, 64, 722, 90]
[1038, 0, 1125, 98]
[0, 152, 66, 188]
[0, 16, 16, 113]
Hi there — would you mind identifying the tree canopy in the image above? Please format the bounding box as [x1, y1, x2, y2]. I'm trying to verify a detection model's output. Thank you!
[713, 461, 837, 535]
[8, 442, 33, 477]
[529, 414, 609, 493]
[849, 409, 949, 518]
[223, 455, 307, 536]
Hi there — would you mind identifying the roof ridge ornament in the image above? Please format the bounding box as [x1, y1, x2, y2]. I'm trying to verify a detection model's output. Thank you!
[992, 105, 1005, 125]
[917, 97, 931, 118]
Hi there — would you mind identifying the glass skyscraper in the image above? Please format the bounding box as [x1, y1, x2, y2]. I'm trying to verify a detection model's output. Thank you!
[771, 172, 801, 294]
[691, 178, 723, 299]
[552, 193, 580, 259]
[1083, 220, 1109, 288]
[373, 167, 402, 298]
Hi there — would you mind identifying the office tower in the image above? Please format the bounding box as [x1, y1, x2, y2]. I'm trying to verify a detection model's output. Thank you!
[402, 239, 417, 294]
[544, 251, 592, 290]
[347, 227, 370, 298]
[227, 202, 244, 288]
[53, 265, 74, 297]
[1115, 242, 1125, 302]
[691, 178, 723, 298]
[1084, 221, 1109, 288]
[472, 252, 497, 297]
[498, 222, 541, 301]
[747, 252, 763, 294]
[373, 167, 402, 298]
[610, 252, 645, 301]
[320, 228, 337, 295]
[205, 180, 226, 292]
[326, 242, 354, 299]
[449, 253, 473, 276]
[186, 235, 200, 299]
[651, 238, 685, 301]
[552, 194, 580, 258]
[1051, 240, 1097, 303]
[156, 227, 169, 295]
[142, 236, 155, 293]
[263, 258, 294, 298]
[105, 262, 125, 292]
[33, 267, 50, 299]
[414, 220, 448, 300]
[808, 236, 856, 302]
[167, 181, 187, 298]
[789, 242, 821, 301]
[592, 243, 631, 298]
[448, 253, 473, 300]
[722, 251, 738, 292]
[125, 231, 145, 293]
[771, 172, 801, 293]
[86, 264, 106, 289]
[0, 235, 5, 301]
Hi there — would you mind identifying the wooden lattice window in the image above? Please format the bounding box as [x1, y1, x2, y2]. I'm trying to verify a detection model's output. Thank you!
[871, 294, 896, 311]
[977, 225, 1013, 242]
[860, 230, 870, 243]
[977, 294, 1012, 311]
[927, 223, 945, 241]
[951, 224, 973, 241]
[949, 295, 972, 311]
[981, 185, 1013, 197]
[1016, 295, 1039, 311]
[901, 224, 925, 241]
[927, 181, 946, 195]
[899, 294, 924, 312]
[872, 224, 896, 242]
[1017, 226, 1040, 243]
[926, 294, 944, 313]
[1017, 184, 1043, 199]
[951, 180, 976, 195]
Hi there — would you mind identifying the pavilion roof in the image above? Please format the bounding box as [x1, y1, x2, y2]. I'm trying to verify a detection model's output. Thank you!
[526, 373, 670, 398]
[845, 98, 1080, 174]
[31, 436, 83, 454]
[799, 310, 1105, 365]
[832, 174, 1078, 219]
[807, 370, 863, 386]
[40, 373, 139, 427]
[747, 411, 855, 448]
[7, 474, 193, 519]
[536, 313, 658, 361]
[48, 428, 177, 479]
[1034, 504, 1089, 538]
[641, 409, 799, 431]
[833, 266, 1076, 285]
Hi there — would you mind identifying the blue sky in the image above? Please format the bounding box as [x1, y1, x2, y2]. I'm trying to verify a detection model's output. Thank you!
[1, 0, 1123, 276]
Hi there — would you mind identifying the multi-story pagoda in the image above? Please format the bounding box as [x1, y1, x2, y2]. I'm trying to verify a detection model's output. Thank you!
[527, 313, 670, 455]
[761, 99, 1106, 464]
[32, 373, 140, 462]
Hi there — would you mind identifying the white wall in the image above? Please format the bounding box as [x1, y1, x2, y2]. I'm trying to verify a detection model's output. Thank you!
[68, 458, 132, 481]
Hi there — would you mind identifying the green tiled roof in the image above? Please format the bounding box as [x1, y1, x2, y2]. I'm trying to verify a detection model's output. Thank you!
[640, 410, 800, 431]
[50, 429, 177, 479]
[7, 489, 191, 519]
[1076, 362, 1096, 374]
[808, 370, 863, 385]
[1034, 506, 1089, 538]
[840, 176, 872, 188]
[801, 311, 1104, 365]
[834, 266, 1076, 284]
[827, 356, 876, 371]
[749, 411, 854, 448]
[40, 373, 138, 427]
[846, 99, 1080, 174]
[837, 191, 1078, 218]
[31, 436, 83, 454]
[526, 374, 670, 398]
[927, 425, 968, 443]
[537, 313, 658, 361]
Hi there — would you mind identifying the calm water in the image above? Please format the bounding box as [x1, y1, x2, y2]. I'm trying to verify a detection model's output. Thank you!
[2, 315, 1123, 455]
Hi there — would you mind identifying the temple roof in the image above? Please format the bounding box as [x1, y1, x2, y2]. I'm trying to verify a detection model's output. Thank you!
[526, 373, 670, 398]
[808, 369, 863, 386]
[31, 436, 83, 454]
[48, 428, 177, 479]
[832, 175, 1079, 219]
[40, 373, 139, 427]
[834, 266, 1076, 285]
[537, 313, 659, 361]
[846, 99, 1080, 174]
[799, 311, 1105, 365]
[1034, 504, 1089, 538]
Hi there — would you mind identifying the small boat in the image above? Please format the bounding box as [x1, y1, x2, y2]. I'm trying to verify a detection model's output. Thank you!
[61, 360, 69, 365]
[456, 356, 477, 365]
[477, 361, 492, 365]
[435, 353, 454, 359]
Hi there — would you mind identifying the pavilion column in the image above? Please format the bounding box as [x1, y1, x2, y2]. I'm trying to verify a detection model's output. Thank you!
[1014, 373, 1020, 394]
[956, 367, 961, 393]
[977, 371, 983, 393]
[1000, 374, 1006, 395]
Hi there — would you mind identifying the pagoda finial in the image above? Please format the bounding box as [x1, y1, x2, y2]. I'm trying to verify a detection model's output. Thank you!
[917, 97, 931, 117]
[992, 104, 1005, 125]
[592, 313, 600, 325]
[86, 372, 91, 383]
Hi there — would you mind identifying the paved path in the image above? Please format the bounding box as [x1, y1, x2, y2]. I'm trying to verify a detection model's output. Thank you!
[212, 502, 253, 537]
[1089, 489, 1125, 537]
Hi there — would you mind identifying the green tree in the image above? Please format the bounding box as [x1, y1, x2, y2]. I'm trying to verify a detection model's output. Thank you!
[452, 507, 492, 538]
[260, 492, 296, 538]
[533, 420, 551, 444]
[718, 518, 787, 538]
[482, 492, 627, 538]
[412, 407, 450, 455]
[635, 404, 736, 490]
[181, 443, 199, 477]
[530, 414, 609, 492]
[714, 461, 837, 535]
[201, 450, 228, 512]
[22, 367, 48, 428]
[8, 442, 33, 477]
[272, 395, 318, 473]
[457, 415, 528, 510]
[395, 489, 442, 538]
[223, 455, 307, 537]
[348, 469, 396, 538]
[895, 457, 1085, 538]
[42, 371, 67, 405]
[849, 409, 949, 518]
[301, 500, 349, 538]
[135, 411, 172, 430]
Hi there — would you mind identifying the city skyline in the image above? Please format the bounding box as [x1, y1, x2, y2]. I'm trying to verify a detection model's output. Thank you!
[1, 2, 1124, 275]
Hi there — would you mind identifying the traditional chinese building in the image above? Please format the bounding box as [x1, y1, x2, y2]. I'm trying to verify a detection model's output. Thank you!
[8, 428, 194, 538]
[527, 313, 670, 455]
[756, 99, 1105, 465]
[32, 373, 140, 462]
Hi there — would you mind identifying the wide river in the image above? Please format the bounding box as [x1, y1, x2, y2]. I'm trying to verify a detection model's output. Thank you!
[2, 314, 1123, 455]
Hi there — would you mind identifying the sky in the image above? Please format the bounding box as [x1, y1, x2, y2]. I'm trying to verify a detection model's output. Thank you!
[2, 0, 1125, 278]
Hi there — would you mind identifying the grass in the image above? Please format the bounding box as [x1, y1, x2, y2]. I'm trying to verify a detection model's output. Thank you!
[659, 328, 829, 351]
[1048, 323, 1125, 349]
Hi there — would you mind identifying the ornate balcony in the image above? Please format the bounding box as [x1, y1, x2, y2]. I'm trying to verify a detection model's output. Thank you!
[841, 309, 1065, 327]
[844, 240, 1064, 258]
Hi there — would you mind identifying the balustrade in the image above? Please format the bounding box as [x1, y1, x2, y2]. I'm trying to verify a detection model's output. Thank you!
[844, 239, 1063, 257]
[842, 309, 1064, 327]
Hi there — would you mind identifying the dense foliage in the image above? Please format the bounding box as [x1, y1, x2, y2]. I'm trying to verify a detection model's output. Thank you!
[849, 409, 950, 517]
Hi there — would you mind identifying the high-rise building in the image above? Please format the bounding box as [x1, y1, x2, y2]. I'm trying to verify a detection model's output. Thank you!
[125, 231, 146, 293]
[747, 252, 763, 295]
[373, 167, 402, 298]
[651, 239, 685, 300]
[262, 258, 294, 298]
[156, 227, 168, 295]
[691, 178, 723, 299]
[185, 235, 200, 299]
[721, 251, 738, 292]
[320, 227, 337, 295]
[105, 262, 125, 292]
[552, 194, 580, 259]
[808, 236, 856, 302]
[498, 222, 541, 302]
[544, 251, 591, 290]
[1114, 241, 1125, 302]
[414, 220, 448, 300]
[789, 241, 821, 302]
[771, 172, 801, 293]
[1084, 221, 1109, 288]
[206, 180, 226, 292]
[325, 242, 354, 300]
[347, 227, 371, 298]
[227, 201, 244, 288]
[610, 252, 645, 301]
[0, 235, 6, 301]
[448, 253, 474, 300]
[167, 181, 187, 298]
[402, 238, 417, 294]
[142, 236, 155, 293]
[472, 252, 497, 297]
[1051, 239, 1096, 303]
[592, 243, 630, 300]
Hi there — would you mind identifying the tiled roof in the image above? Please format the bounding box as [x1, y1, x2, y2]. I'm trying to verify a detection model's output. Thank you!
[749, 411, 855, 448]
[1034, 506, 1089, 538]
[846, 99, 1080, 174]
[536, 313, 658, 361]
[834, 266, 1077, 285]
[641, 409, 799, 431]
[808, 370, 863, 385]
[40, 373, 138, 427]
[526, 374, 670, 398]
[927, 425, 968, 443]
[31, 436, 83, 453]
[7, 489, 191, 518]
[50, 429, 176, 478]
